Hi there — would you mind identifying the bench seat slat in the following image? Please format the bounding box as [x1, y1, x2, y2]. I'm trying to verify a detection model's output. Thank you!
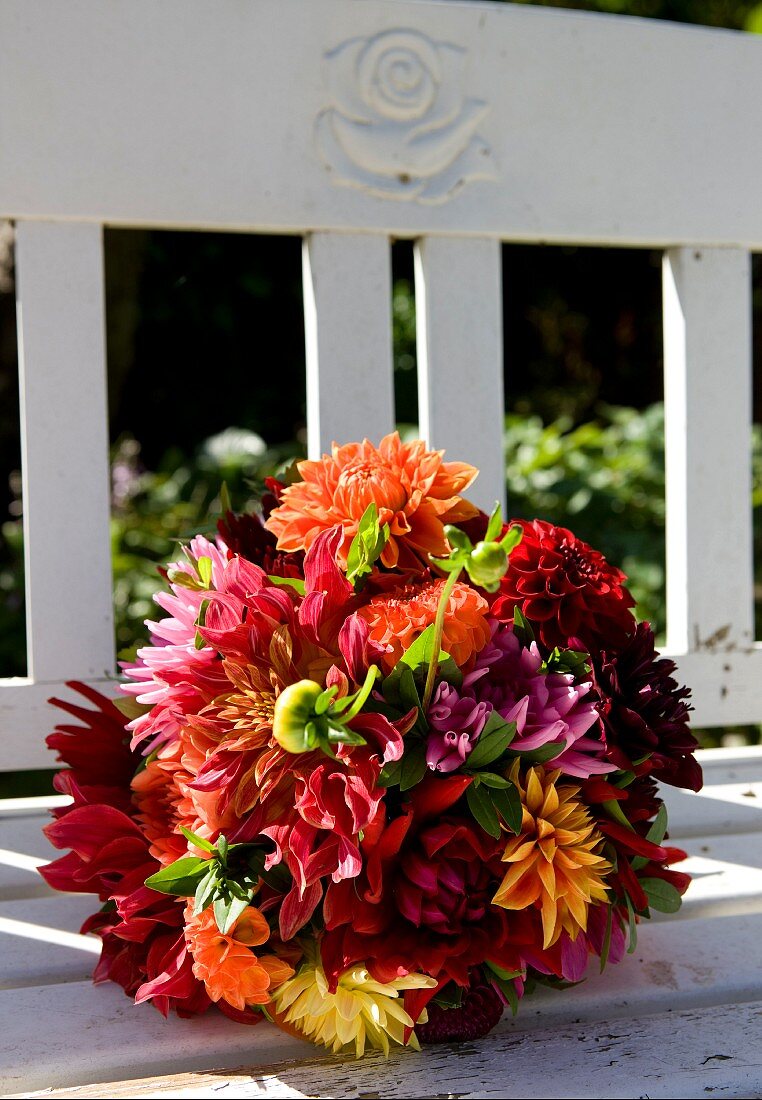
[415, 236, 505, 513]
[3, 909, 762, 1093]
[21, 1001, 762, 1100]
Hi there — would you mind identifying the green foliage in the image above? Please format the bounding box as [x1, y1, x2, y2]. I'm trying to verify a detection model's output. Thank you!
[504, 403, 667, 635]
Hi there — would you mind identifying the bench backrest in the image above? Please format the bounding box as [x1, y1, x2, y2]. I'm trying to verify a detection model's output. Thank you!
[2, 0, 761, 770]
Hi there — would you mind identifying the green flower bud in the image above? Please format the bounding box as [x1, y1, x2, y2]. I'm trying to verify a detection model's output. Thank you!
[465, 541, 508, 592]
[272, 680, 324, 753]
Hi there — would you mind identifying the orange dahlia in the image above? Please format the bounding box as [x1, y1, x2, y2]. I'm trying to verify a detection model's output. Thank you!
[184, 904, 294, 1011]
[493, 764, 611, 949]
[265, 433, 478, 568]
[355, 578, 491, 674]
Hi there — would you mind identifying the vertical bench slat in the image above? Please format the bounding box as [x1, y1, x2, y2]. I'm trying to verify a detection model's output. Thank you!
[663, 247, 754, 654]
[414, 237, 505, 513]
[302, 233, 395, 456]
[15, 220, 114, 681]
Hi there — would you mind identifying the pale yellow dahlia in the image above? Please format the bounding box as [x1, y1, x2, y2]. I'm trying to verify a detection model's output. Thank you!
[270, 950, 436, 1057]
[493, 763, 611, 949]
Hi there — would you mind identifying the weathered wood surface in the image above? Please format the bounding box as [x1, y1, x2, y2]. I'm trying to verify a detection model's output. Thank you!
[2, 2, 762, 248]
[1, 748, 760, 1098]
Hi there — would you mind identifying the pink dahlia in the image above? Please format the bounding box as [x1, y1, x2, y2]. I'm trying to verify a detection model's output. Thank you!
[426, 623, 612, 779]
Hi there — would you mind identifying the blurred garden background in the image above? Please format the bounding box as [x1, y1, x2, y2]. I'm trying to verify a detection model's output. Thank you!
[2, 0, 762, 771]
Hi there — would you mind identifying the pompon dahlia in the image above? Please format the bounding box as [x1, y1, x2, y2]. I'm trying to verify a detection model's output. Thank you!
[593, 622, 700, 791]
[270, 949, 436, 1057]
[493, 519, 636, 653]
[265, 433, 478, 569]
[356, 577, 491, 674]
[416, 978, 504, 1044]
[493, 764, 611, 948]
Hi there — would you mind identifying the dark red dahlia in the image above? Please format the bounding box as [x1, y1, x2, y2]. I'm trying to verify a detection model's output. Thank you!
[416, 976, 504, 1044]
[593, 622, 700, 791]
[217, 507, 303, 579]
[492, 519, 636, 653]
[395, 820, 504, 935]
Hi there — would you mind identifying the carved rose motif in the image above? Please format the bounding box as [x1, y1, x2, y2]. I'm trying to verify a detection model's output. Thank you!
[316, 29, 497, 204]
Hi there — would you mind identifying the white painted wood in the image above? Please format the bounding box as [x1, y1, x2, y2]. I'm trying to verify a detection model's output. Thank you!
[0, 896, 100, 989]
[303, 233, 395, 455]
[1, 3, 762, 248]
[663, 247, 753, 655]
[0, 981, 315, 1096]
[0, 679, 118, 773]
[23, 1001, 760, 1100]
[4, 980, 762, 1096]
[14, 221, 114, 686]
[415, 237, 504, 512]
[0, 813, 55, 899]
[662, 779, 762, 840]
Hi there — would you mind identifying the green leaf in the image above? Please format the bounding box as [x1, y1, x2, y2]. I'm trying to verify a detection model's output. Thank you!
[444, 524, 472, 553]
[505, 740, 566, 765]
[198, 556, 212, 587]
[213, 892, 252, 935]
[512, 605, 535, 644]
[489, 782, 522, 834]
[314, 686, 338, 716]
[398, 624, 448, 673]
[267, 575, 306, 596]
[484, 961, 521, 1016]
[646, 803, 668, 846]
[499, 525, 524, 555]
[466, 712, 517, 770]
[542, 647, 591, 677]
[466, 782, 501, 838]
[217, 834, 229, 864]
[219, 481, 232, 515]
[640, 876, 683, 914]
[485, 959, 524, 982]
[599, 903, 613, 973]
[194, 597, 210, 650]
[193, 866, 220, 915]
[377, 758, 403, 788]
[382, 625, 460, 717]
[625, 891, 638, 954]
[145, 856, 210, 896]
[475, 771, 511, 789]
[399, 745, 427, 792]
[113, 695, 151, 721]
[346, 503, 390, 587]
[632, 804, 668, 871]
[179, 826, 216, 854]
[484, 503, 504, 544]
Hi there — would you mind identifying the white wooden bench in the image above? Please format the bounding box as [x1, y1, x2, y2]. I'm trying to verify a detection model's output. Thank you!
[1, 2, 762, 1096]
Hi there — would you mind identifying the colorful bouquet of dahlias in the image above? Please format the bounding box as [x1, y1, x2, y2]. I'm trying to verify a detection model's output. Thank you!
[42, 433, 700, 1055]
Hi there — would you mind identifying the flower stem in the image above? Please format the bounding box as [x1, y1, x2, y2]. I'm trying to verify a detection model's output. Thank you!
[340, 665, 380, 724]
[422, 567, 461, 713]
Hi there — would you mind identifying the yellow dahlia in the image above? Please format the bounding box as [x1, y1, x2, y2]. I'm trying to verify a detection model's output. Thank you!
[270, 949, 436, 1057]
[493, 764, 611, 949]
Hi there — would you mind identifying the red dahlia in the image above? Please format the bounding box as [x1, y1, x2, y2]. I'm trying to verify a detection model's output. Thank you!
[492, 519, 636, 652]
[593, 622, 700, 791]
